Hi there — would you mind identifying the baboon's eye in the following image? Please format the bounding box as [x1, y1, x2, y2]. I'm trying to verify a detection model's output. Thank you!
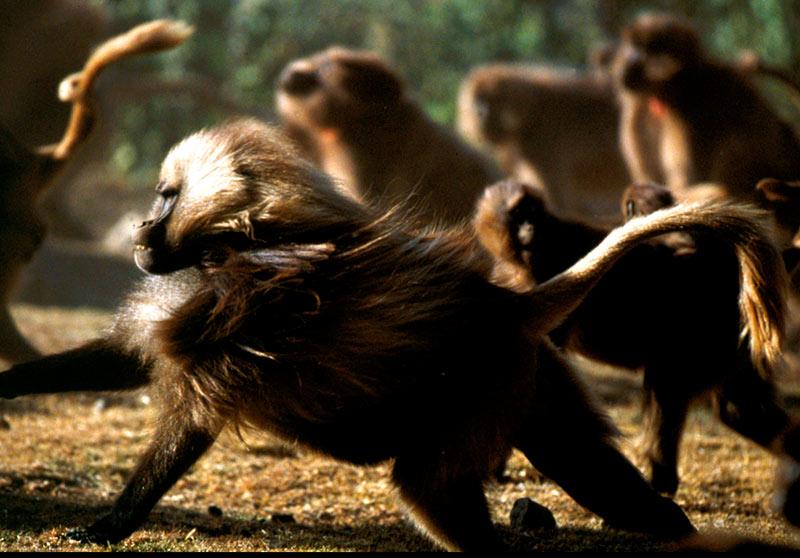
[156, 181, 179, 198]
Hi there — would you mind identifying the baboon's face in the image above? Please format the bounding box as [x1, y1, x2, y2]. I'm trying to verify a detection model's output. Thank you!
[621, 182, 675, 221]
[614, 14, 702, 94]
[132, 119, 325, 275]
[132, 131, 246, 274]
[757, 178, 800, 251]
[458, 70, 530, 146]
[474, 180, 545, 268]
[276, 47, 404, 132]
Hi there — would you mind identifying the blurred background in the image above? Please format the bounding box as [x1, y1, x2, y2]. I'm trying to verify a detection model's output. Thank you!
[6, 0, 800, 308]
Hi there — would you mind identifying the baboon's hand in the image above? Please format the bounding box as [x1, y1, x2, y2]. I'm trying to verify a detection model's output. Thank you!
[64, 517, 130, 546]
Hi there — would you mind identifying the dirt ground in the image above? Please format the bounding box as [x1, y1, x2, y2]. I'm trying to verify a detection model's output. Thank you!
[2, 304, 800, 552]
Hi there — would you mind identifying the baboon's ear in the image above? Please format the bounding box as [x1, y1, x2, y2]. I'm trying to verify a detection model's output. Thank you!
[758, 178, 800, 204]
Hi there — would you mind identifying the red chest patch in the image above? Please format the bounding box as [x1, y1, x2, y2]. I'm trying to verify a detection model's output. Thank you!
[648, 97, 668, 120]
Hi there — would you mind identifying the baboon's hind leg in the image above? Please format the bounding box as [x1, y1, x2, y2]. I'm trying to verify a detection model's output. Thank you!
[515, 343, 694, 537]
[393, 455, 502, 551]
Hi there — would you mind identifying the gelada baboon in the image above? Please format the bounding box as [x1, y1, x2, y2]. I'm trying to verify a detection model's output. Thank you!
[475, 179, 796, 496]
[276, 46, 502, 225]
[23, 118, 800, 548]
[639, 178, 800, 352]
[457, 62, 631, 223]
[612, 13, 800, 205]
[0, 20, 193, 365]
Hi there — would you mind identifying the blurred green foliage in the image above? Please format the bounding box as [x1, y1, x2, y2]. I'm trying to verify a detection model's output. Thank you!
[87, 0, 800, 184]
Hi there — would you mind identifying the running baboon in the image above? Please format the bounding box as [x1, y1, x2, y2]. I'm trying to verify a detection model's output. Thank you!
[457, 63, 631, 223]
[612, 13, 800, 203]
[0, 20, 193, 364]
[475, 179, 797, 496]
[26, 118, 800, 548]
[276, 46, 502, 225]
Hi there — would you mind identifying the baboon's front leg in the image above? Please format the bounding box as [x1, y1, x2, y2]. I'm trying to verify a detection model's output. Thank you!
[0, 339, 150, 398]
[67, 410, 219, 544]
[641, 368, 692, 496]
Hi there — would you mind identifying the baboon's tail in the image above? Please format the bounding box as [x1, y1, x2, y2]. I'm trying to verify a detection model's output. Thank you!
[43, 19, 194, 163]
[527, 202, 788, 377]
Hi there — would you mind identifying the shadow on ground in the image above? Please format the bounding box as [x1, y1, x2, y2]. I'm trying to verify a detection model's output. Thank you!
[0, 481, 683, 552]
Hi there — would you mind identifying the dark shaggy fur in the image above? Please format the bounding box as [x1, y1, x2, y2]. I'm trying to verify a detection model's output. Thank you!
[475, 179, 796, 496]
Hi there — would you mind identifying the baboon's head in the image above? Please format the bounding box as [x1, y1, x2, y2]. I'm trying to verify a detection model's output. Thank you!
[458, 66, 532, 146]
[132, 118, 358, 274]
[473, 180, 547, 271]
[614, 13, 703, 95]
[757, 178, 800, 251]
[276, 47, 405, 134]
[458, 65, 582, 148]
[621, 182, 676, 222]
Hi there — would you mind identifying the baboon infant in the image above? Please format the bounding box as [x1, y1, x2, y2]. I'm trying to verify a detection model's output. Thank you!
[0, 19, 193, 364]
[4, 120, 785, 549]
[475, 179, 797, 496]
[276, 46, 502, 225]
[457, 63, 630, 223]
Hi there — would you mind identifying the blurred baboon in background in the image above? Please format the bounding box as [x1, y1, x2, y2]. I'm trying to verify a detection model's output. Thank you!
[474, 179, 798, 496]
[0, 0, 108, 240]
[457, 63, 630, 224]
[612, 12, 800, 207]
[0, 1, 106, 149]
[0, 20, 193, 364]
[276, 46, 502, 226]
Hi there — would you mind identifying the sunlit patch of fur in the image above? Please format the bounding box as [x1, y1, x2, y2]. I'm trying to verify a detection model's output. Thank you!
[162, 132, 245, 214]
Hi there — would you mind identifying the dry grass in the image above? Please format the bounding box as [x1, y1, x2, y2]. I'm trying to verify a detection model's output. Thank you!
[2, 303, 800, 551]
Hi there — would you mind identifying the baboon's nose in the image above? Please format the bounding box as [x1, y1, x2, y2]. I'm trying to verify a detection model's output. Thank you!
[279, 66, 320, 96]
